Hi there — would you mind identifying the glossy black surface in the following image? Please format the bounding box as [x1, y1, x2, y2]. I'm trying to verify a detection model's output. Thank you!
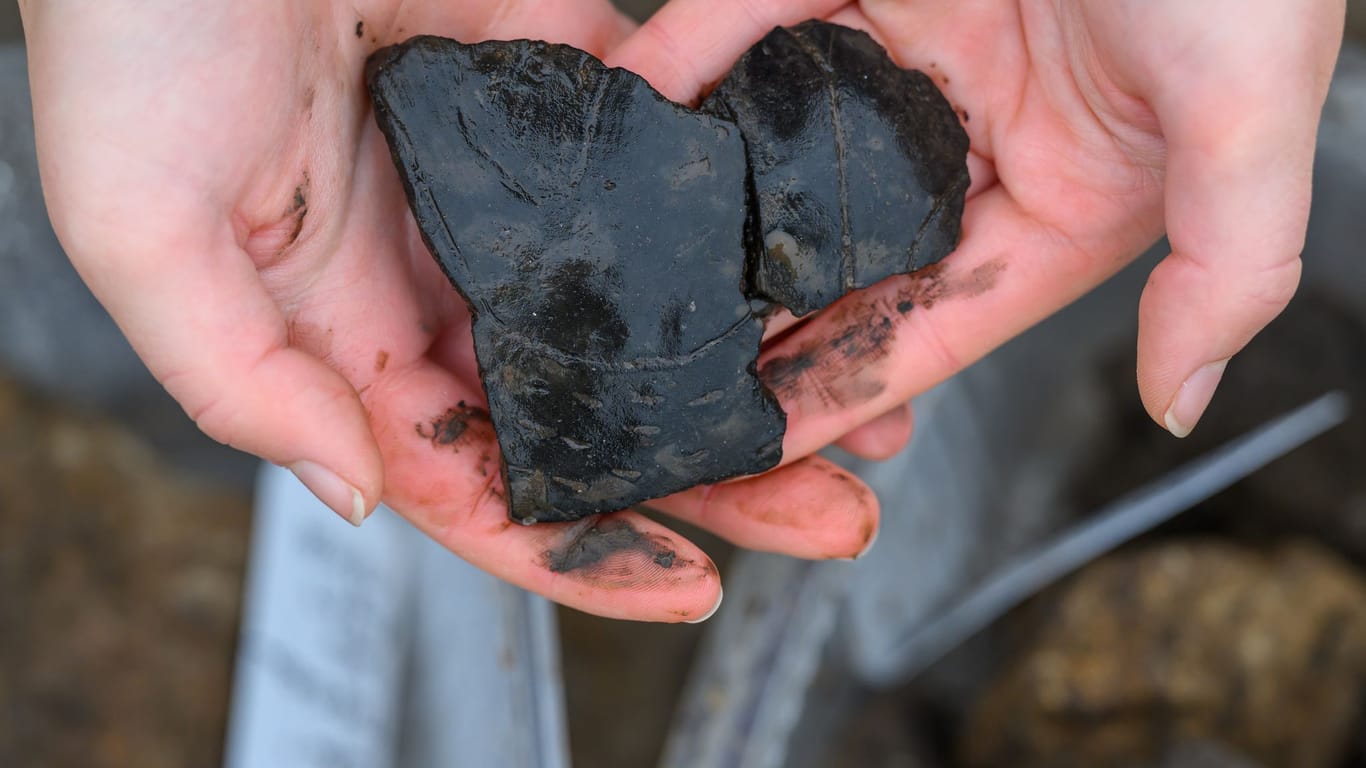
[705, 21, 971, 316]
[368, 37, 785, 522]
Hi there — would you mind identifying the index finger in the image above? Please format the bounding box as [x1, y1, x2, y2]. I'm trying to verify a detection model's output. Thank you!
[759, 185, 1148, 465]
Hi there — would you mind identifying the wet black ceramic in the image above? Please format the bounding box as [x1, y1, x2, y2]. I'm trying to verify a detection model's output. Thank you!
[706, 21, 970, 316]
[368, 37, 786, 523]
[368, 24, 968, 522]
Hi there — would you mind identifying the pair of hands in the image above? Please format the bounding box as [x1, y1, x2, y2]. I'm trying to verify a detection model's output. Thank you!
[21, 0, 1345, 621]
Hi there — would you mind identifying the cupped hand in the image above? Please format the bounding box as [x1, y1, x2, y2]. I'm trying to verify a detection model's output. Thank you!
[610, 0, 1345, 469]
[21, 0, 881, 623]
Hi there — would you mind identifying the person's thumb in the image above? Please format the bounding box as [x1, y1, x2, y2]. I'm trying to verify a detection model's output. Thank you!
[60, 204, 383, 524]
[1134, 17, 1338, 436]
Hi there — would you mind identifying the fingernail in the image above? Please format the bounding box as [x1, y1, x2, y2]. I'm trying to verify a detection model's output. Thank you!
[837, 524, 881, 561]
[685, 586, 723, 624]
[289, 461, 368, 526]
[1163, 358, 1229, 438]
[856, 524, 880, 559]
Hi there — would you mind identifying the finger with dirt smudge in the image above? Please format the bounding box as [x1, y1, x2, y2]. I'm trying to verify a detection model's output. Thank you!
[364, 359, 722, 622]
[649, 455, 880, 560]
[764, 185, 1152, 467]
[533, 512, 721, 621]
[365, 360, 504, 531]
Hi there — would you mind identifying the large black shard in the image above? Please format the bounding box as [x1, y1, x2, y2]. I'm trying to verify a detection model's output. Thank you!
[704, 21, 971, 317]
[367, 37, 785, 523]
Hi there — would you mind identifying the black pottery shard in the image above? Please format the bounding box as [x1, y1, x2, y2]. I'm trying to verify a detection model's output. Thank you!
[704, 21, 971, 317]
[367, 37, 785, 523]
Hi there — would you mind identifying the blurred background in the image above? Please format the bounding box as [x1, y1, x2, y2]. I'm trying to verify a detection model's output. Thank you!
[3, 2, 1366, 767]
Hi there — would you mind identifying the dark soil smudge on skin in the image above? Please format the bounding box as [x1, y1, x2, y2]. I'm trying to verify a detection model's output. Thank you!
[416, 401, 493, 451]
[828, 314, 895, 363]
[760, 305, 896, 404]
[896, 257, 1007, 312]
[954, 259, 1008, 300]
[281, 172, 310, 253]
[762, 257, 1008, 404]
[542, 518, 682, 574]
[760, 351, 819, 394]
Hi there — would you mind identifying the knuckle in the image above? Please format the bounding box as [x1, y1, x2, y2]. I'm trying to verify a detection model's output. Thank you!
[1246, 256, 1302, 311]
[907, 310, 963, 377]
[186, 391, 248, 449]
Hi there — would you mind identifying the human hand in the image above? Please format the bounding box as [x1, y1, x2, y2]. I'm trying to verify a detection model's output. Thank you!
[21, 0, 880, 623]
[609, 0, 1345, 469]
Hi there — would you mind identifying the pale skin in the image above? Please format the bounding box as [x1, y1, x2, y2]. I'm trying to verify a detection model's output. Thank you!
[21, 0, 1345, 621]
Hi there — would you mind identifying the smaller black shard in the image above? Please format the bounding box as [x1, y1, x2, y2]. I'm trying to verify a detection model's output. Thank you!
[367, 37, 785, 523]
[704, 21, 971, 317]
